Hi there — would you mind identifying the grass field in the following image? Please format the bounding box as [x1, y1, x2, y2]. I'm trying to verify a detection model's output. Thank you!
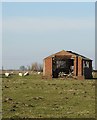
[2, 74, 96, 118]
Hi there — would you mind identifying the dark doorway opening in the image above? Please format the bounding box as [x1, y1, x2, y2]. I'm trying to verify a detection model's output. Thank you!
[52, 57, 74, 78]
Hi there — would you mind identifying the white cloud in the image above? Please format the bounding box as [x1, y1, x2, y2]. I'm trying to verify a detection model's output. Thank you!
[3, 17, 95, 34]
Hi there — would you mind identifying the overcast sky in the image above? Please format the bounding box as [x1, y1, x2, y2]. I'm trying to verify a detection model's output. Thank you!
[2, 2, 95, 69]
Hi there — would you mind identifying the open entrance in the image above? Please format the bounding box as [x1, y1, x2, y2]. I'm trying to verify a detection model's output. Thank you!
[83, 60, 92, 79]
[52, 57, 74, 78]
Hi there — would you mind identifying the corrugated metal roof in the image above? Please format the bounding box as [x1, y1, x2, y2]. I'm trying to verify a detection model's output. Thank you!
[66, 51, 92, 60]
[44, 50, 92, 61]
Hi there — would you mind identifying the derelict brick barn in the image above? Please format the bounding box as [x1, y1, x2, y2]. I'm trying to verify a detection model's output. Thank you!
[43, 50, 92, 79]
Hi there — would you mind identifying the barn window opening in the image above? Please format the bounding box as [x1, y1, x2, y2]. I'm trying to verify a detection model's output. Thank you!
[83, 61, 89, 68]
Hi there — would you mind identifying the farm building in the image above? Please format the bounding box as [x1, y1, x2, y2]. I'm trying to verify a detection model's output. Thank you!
[43, 50, 92, 79]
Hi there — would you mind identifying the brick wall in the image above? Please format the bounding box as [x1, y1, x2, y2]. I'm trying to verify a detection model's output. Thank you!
[78, 57, 83, 76]
[74, 56, 78, 76]
[43, 57, 52, 77]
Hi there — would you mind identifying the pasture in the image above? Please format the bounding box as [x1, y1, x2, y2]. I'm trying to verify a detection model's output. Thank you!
[2, 74, 96, 118]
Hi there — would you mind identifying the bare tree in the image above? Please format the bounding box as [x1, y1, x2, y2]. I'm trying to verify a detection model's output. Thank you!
[31, 62, 38, 71]
[38, 63, 43, 72]
[30, 62, 43, 72]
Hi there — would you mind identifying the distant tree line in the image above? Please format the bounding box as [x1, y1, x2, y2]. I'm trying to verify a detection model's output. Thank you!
[19, 62, 43, 72]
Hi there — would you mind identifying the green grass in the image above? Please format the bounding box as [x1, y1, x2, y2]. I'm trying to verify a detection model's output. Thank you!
[2, 75, 96, 118]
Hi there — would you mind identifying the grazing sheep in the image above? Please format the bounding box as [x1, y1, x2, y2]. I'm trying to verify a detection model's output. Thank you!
[19, 72, 23, 77]
[24, 72, 29, 76]
[11, 71, 14, 74]
[37, 72, 41, 75]
[5, 72, 10, 77]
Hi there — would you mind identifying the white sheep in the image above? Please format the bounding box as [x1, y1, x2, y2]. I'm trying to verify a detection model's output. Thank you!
[24, 72, 29, 76]
[19, 72, 23, 77]
[11, 71, 14, 74]
[5, 72, 10, 77]
[37, 72, 41, 75]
